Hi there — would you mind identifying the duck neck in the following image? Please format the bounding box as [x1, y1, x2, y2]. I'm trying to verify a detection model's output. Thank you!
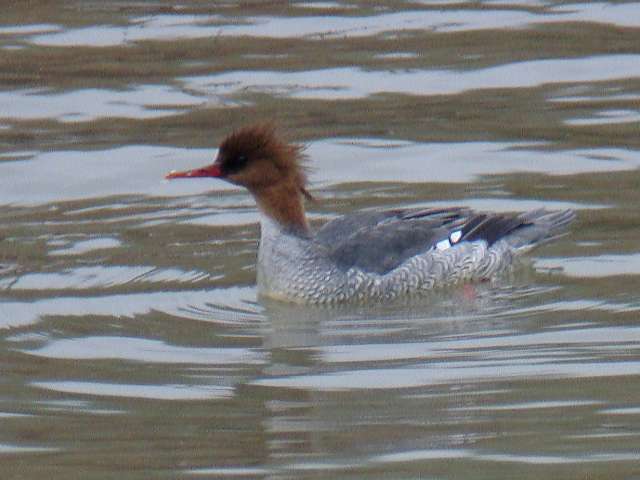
[253, 180, 310, 237]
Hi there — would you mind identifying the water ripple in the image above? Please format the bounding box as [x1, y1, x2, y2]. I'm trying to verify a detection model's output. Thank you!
[0, 287, 260, 329]
[31, 380, 233, 401]
[23, 336, 266, 365]
[182, 55, 640, 100]
[27, 4, 640, 47]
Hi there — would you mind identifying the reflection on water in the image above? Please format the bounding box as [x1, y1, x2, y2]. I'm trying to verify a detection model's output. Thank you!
[23, 3, 640, 46]
[181, 55, 640, 100]
[1, 140, 637, 206]
[0, 85, 201, 122]
[1, 0, 640, 478]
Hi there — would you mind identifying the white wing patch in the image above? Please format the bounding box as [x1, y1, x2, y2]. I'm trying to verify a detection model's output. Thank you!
[436, 239, 451, 251]
[435, 230, 463, 252]
[450, 230, 462, 244]
[435, 230, 463, 251]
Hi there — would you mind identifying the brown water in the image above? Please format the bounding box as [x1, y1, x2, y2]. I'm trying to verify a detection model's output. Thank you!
[2, 1, 640, 478]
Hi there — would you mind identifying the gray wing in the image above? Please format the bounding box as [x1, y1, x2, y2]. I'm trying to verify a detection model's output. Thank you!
[313, 207, 575, 275]
[314, 207, 472, 274]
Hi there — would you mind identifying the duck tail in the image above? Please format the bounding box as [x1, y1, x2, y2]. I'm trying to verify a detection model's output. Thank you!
[503, 209, 576, 252]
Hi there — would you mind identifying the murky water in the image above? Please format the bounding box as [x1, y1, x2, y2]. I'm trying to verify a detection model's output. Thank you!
[2, 1, 640, 478]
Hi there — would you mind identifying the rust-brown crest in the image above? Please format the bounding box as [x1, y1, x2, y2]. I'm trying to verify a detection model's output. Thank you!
[218, 123, 313, 200]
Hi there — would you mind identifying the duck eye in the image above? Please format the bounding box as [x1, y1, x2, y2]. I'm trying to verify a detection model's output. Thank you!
[235, 154, 249, 170]
[224, 153, 249, 175]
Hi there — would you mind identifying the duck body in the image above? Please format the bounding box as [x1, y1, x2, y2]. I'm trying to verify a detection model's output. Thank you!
[167, 124, 575, 304]
[256, 206, 574, 304]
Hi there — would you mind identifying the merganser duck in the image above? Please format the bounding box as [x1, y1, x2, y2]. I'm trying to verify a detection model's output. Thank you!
[166, 124, 575, 304]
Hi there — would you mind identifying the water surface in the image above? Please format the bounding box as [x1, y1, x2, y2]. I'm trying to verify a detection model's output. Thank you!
[1, 1, 640, 479]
